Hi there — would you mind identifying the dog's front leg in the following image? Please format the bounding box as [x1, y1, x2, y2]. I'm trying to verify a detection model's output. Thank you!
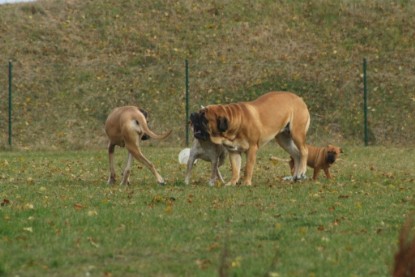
[185, 153, 197, 185]
[108, 143, 116, 185]
[226, 152, 241, 186]
[312, 168, 321, 180]
[323, 168, 331, 179]
[208, 159, 219, 186]
[216, 163, 225, 184]
[242, 146, 258, 186]
[216, 152, 226, 184]
[120, 152, 133, 185]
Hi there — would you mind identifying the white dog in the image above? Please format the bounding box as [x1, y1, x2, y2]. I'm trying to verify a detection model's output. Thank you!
[185, 112, 227, 186]
[185, 138, 227, 186]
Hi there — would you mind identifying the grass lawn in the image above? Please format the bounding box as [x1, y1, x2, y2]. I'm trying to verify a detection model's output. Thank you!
[1, 145, 414, 276]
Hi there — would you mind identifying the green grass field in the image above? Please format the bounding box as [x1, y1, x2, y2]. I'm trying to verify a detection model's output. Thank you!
[1, 1, 414, 276]
[1, 145, 414, 276]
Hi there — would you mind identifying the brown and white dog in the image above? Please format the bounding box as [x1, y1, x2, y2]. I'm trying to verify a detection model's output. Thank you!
[105, 106, 172, 185]
[185, 112, 228, 186]
[192, 91, 310, 186]
[289, 144, 342, 180]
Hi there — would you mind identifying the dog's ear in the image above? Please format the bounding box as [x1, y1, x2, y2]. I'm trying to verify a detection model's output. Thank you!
[217, 116, 228, 132]
[139, 108, 148, 119]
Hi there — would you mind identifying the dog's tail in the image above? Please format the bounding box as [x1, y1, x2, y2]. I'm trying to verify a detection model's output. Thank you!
[134, 112, 172, 140]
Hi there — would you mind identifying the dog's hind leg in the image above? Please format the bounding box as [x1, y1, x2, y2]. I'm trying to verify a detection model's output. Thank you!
[291, 132, 308, 180]
[108, 143, 116, 185]
[125, 142, 165, 185]
[120, 152, 133, 185]
[122, 125, 165, 185]
[276, 132, 301, 179]
[290, 112, 310, 180]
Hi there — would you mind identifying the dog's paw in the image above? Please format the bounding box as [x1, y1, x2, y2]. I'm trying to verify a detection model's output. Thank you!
[293, 174, 307, 182]
[107, 177, 116, 185]
[282, 176, 294, 181]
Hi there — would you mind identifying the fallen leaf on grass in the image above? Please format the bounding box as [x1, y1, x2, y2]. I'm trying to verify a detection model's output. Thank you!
[116, 224, 126, 232]
[165, 203, 173, 214]
[196, 258, 211, 269]
[88, 237, 100, 248]
[74, 203, 85, 210]
[87, 210, 98, 216]
[231, 256, 242, 268]
[24, 203, 34, 210]
[382, 172, 394, 179]
[23, 227, 33, 233]
[1, 199, 10, 206]
[208, 242, 220, 251]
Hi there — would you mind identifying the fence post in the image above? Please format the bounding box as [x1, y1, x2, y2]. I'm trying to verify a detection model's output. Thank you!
[363, 58, 368, 146]
[185, 59, 189, 146]
[8, 60, 12, 147]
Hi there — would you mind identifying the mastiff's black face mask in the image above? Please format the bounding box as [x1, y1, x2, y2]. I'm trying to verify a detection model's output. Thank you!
[190, 111, 210, 141]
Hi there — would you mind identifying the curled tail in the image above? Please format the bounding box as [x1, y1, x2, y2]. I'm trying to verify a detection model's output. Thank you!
[134, 111, 172, 140]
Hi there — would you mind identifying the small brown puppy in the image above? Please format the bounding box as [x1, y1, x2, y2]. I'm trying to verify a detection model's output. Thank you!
[288, 144, 342, 180]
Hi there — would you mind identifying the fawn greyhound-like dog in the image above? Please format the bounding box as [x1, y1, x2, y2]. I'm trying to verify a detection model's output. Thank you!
[105, 106, 171, 185]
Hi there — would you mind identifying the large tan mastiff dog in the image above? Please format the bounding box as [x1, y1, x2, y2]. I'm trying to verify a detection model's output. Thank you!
[194, 91, 310, 186]
[105, 106, 172, 185]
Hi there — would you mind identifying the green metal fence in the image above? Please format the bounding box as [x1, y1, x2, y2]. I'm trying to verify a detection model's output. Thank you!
[1, 58, 414, 149]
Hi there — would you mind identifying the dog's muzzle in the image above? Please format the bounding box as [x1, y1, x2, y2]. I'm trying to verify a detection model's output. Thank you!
[326, 152, 336, 164]
[194, 130, 209, 141]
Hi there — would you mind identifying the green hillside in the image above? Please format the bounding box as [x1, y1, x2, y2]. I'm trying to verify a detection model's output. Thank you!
[1, 0, 414, 150]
